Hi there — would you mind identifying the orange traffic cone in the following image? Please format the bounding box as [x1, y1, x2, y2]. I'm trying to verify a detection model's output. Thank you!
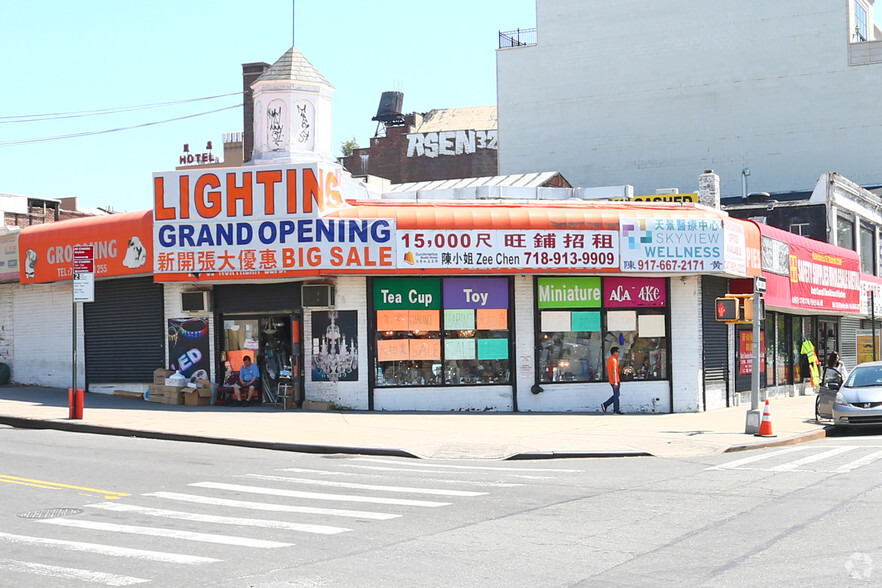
[755, 399, 777, 437]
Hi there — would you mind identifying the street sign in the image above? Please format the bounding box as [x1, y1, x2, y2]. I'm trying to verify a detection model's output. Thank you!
[754, 276, 767, 293]
[73, 245, 94, 303]
[73, 272, 94, 303]
[73, 245, 94, 273]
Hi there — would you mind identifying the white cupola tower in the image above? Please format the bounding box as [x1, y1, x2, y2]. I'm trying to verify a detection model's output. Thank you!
[249, 47, 335, 164]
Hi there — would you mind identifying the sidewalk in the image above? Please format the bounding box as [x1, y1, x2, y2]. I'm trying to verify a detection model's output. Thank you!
[0, 386, 827, 460]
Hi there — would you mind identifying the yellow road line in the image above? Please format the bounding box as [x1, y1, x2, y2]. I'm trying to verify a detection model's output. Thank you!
[0, 478, 60, 490]
[0, 475, 130, 498]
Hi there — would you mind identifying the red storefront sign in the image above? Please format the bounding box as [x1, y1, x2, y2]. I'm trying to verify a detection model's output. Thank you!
[602, 277, 667, 307]
[753, 224, 860, 314]
[739, 330, 766, 375]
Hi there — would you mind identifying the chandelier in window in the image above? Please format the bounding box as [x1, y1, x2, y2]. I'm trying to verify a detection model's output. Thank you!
[313, 311, 358, 382]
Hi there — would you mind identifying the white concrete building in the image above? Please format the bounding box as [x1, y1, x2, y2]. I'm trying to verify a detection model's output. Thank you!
[497, 0, 882, 196]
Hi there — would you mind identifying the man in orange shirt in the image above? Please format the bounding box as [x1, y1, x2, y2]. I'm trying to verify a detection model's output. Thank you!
[601, 346, 623, 414]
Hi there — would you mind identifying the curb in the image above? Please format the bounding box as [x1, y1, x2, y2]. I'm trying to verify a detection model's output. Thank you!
[723, 428, 828, 453]
[507, 450, 653, 460]
[0, 415, 418, 459]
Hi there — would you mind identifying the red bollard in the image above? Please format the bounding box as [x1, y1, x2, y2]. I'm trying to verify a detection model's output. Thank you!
[69, 388, 84, 420]
[75, 388, 84, 420]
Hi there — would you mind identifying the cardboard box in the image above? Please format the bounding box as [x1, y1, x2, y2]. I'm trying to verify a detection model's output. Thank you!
[162, 391, 184, 405]
[114, 390, 143, 400]
[153, 369, 174, 385]
[183, 389, 211, 406]
[197, 380, 213, 398]
[146, 386, 164, 403]
[158, 385, 186, 395]
[164, 376, 187, 387]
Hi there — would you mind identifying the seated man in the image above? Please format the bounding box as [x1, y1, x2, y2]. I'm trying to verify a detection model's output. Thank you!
[231, 355, 260, 406]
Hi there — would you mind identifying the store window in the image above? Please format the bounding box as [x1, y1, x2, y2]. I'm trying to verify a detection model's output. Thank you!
[791, 317, 802, 383]
[373, 277, 511, 386]
[837, 215, 856, 251]
[789, 223, 811, 237]
[860, 222, 876, 275]
[776, 314, 791, 385]
[536, 276, 668, 383]
[765, 314, 775, 387]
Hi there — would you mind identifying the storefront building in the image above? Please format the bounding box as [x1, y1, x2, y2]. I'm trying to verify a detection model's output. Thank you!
[8, 46, 872, 414]
[729, 223, 862, 397]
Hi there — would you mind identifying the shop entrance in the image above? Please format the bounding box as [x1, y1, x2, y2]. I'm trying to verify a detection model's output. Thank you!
[817, 319, 838, 366]
[221, 312, 303, 407]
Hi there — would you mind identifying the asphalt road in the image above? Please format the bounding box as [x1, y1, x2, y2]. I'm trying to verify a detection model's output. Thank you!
[1, 424, 880, 587]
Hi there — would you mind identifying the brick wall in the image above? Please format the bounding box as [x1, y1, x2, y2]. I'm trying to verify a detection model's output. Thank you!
[340, 124, 498, 184]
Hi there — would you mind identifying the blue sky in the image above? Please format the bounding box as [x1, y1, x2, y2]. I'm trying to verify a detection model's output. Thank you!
[1, 1, 535, 212]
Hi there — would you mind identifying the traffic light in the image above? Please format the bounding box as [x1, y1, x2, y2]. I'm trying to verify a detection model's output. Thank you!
[742, 297, 764, 321]
[715, 297, 740, 321]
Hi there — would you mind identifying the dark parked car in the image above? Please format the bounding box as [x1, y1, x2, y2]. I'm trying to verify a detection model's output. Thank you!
[816, 362, 882, 426]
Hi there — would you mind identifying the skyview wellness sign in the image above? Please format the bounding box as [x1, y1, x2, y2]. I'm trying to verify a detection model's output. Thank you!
[619, 217, 724, 273]
[152, 162, 395, 279]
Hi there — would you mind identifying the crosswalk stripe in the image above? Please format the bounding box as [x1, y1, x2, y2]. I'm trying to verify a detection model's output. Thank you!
[144, 491, 400, 520]
[706, 446, 812, 470]
[340, 465, 472, 474]
[86, 502, 349, 535]
[349, 457, 582, 472]
[276, 467, 526, 486]
[768, 446, 859, 472]
[244, 474, 489, 497]
[0, 559, 148, 586]
[336, 464, 554, 479]
[833, 449, 882, 473]
[0, 532, 218, 564]
[190, 482, 452, 507]
[39, 519, 293, 548]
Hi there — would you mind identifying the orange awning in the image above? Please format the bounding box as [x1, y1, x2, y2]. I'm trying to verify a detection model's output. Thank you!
[328, 200, 726, 230]
[19, 209, 153, 284]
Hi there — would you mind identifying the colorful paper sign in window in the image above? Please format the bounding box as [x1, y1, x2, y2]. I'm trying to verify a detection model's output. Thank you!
[376, 310, 410, 331]
[607, 310, 637, 331]
[478, 338, 509, 360]
[571, 311, 601, 332]
[476, 308, 508, 330]
[444, 309, 475, 330]
[410, 338, 442, 361]
[408, 309, 440, 331]
[540, 311, 571, 332]
[638, 314, 666, 337]
[445, 338, 476, 360]
[376, 339, 410, 361]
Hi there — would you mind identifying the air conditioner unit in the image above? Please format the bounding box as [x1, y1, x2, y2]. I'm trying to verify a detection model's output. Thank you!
[302, 284, 335, 307]
[181, 291, 211, 313]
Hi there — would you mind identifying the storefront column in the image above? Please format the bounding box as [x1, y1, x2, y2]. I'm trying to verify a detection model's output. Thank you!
[670, 275, 703, 412]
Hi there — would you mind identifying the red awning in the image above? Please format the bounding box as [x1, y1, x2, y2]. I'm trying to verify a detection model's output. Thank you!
[745, 222, 861, 314]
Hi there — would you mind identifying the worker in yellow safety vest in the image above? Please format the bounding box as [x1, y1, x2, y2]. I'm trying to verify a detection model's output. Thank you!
[801, 340, 820, 386]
